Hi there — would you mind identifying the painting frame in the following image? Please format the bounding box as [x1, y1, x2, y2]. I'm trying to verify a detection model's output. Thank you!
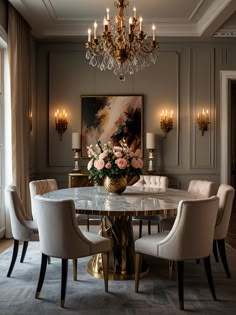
[81, 95, 144, 157]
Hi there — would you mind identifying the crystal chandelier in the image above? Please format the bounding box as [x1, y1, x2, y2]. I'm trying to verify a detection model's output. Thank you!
[85, 0, 159, 82]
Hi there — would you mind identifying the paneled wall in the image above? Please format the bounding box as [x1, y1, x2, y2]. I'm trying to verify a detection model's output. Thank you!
[0, 0, 7, 33]
[33, 39, 236, 189]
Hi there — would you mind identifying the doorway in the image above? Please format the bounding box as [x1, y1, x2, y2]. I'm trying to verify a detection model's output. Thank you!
[231, 80, 236, 189]
[220, 71, 236, 184]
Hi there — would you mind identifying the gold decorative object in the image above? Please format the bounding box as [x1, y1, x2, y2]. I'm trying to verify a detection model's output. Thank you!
[104, 176, 127, 194]
[85, 0, 159, 81]
[197, 108, 210, 136]
[160, 109, 173, 137]
[55, 109, 68, 141]
[87, 216, 149, 280]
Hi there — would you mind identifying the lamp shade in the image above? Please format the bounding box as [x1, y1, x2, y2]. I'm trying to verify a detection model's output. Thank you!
[146, 132, 155, 149]
[72, 132, 81, 149]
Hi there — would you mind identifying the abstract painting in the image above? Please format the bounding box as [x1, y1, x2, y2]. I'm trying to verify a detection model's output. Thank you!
[81, 95, 143, 157]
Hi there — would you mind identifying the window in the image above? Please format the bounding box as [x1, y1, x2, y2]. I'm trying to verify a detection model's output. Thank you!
[0, 32, 11, 238]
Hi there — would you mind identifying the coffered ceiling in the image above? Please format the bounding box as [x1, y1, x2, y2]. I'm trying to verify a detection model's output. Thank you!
[8, 0, 236, 39]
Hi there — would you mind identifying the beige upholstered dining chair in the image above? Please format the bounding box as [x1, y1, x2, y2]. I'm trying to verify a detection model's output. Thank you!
[5, 185, 39, 277]
[133, 175, 169, 237]
[29, 179, 90, 229]
[159, 179, 216, 231]
[135, 196, 219, 310]
[34, 196, 111, 308]
[213, 184, 235, 278]
[29, 179, 58, 220]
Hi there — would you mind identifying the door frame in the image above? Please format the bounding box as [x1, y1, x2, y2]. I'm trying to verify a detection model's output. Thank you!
[220, 70, 236, 184]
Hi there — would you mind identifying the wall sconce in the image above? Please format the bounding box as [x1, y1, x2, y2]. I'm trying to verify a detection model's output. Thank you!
[160, 109, 173, 137]
[55, 109, 68, 141]
[72, 132, 81, 172]
[197, 108, 210, 136]
[146, 132, 156, 173]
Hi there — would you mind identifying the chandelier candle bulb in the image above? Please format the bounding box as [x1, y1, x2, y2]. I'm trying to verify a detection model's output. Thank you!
[106, 8, 110, 21]
[94, 21, 97, 39]
[103, 17, 108, 31]
[139, 17, 143, 31]
[88, 28, 91, 42]
[152, 25, 156, 41]
[129, 17, 133, 33]
[133, 7, 136, 19]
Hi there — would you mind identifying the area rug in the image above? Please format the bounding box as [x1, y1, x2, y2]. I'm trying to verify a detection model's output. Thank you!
[0, 229, 236, 315]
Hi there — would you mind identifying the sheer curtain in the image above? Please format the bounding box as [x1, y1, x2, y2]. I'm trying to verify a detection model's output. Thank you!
[7, 4, 32, 234]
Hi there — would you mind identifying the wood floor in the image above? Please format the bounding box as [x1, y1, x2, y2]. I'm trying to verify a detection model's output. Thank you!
[1, 207, 236, 253]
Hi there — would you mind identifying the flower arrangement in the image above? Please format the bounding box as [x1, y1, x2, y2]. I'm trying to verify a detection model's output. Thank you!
[87, 140, 143, 186]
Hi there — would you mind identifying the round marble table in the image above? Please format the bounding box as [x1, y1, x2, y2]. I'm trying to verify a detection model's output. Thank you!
[43, 186, 201, 280]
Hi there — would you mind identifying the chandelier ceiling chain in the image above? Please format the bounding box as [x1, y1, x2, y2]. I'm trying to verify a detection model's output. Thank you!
[85, 0, 159, 81]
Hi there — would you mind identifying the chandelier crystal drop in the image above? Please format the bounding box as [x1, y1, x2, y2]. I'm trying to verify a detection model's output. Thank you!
[85, 0, 159, 81]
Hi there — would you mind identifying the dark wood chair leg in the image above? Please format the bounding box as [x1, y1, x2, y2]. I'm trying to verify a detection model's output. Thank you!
[20, 241, 28, 263]
[87, 214, 90, 231]
[35, 253, 48, 299]
[102, 252, 109, 292]
[135, 253, 142, 293]
[48, 256, 51, 264]
[73, 258, 77, 281]
[61, 259, 68, 308]
[139, 220, 143, 238]
[203, 256, 217, 300]
[217, 239, 231, 278]
[148, 220, 151, 235]
[177, 261, 184, 310]
[7, 239, 19, 277]
[213, 240, 219, 262]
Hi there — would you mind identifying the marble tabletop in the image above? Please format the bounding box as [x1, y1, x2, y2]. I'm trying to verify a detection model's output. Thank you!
[42, 186, 201, 216]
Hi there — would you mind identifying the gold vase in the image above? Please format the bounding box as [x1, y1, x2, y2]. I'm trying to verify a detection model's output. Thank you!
[103, 176, 127, 194]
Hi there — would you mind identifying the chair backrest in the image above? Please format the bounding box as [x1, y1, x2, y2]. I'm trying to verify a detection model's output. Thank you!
[187, 180, 215, 197]
[34, 196, 92, 259]
[133, 175, 169, 188]
[215, 184, 235, 240]
[158, 196, 219, 261]
[5, 185, 38, 241]
[29, 179, 58, 220]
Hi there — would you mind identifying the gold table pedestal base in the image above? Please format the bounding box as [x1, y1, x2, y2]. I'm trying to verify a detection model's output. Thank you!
[87, 216, 149, 280]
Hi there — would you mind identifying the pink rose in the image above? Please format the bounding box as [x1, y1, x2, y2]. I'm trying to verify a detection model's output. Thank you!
[134, 149, 141, 157]
[105, 162, 112, 169]
[94, 159, 105, 170]
[131, 157, 143, 169]
[114, 151, 122, 158]
[115, 158, 127, 169]
[87, 159, 93, 170]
